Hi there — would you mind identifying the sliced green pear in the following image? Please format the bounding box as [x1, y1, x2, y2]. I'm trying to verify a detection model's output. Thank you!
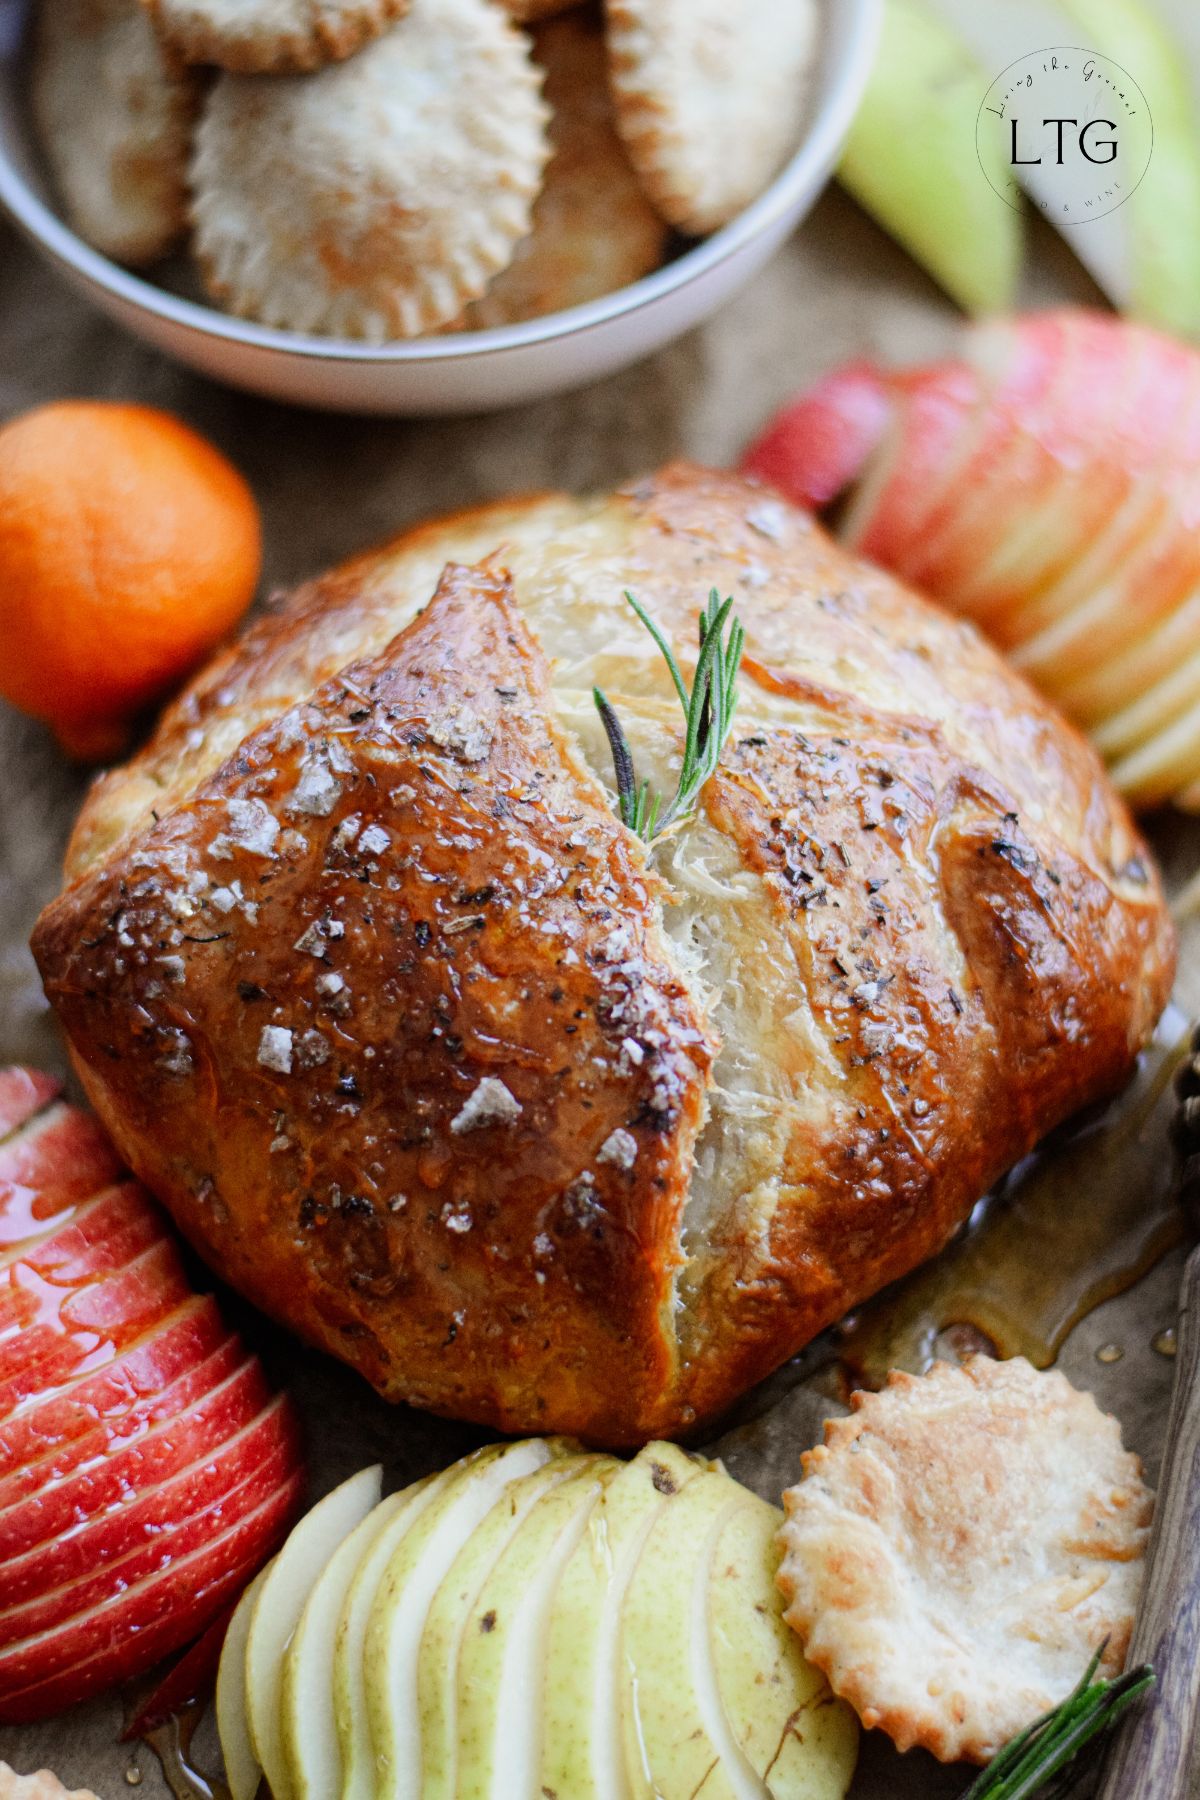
[282, 1490, 415, 1800]
[709, 1499, 859, 1799]
[244, 1465, 382, 1800]
[619, 1468, 754, 1800]
[215, 1560, 273, 1800]
[365, 1437, 562, 1800]
[540, 1441, 710, 1800]
[335, 1470, 454, 1800]
[838, 0, 1022, 314]
[418, 1449, 582, 1800]
[927, 0, 1200, 337]
[456, 1455, 619, 1800]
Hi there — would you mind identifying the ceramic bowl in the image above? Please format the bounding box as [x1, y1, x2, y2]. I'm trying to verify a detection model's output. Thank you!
[0, 0, 880, 414]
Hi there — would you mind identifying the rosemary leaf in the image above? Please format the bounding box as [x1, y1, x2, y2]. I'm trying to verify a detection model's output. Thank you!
[594, 588, 745, 846]
[960, 1654, 1155, 1800]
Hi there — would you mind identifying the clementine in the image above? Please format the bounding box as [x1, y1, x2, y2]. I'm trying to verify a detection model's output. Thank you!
[0, 401, 261, 759]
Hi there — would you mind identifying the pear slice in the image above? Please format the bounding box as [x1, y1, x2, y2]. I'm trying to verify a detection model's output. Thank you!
[838, 0, 1022, 315]
[418, 1449, 581, 1800]
[282, 1490, 414, 1800]
[335, 1469, 455, 1800]
[926, 0, 1200, 337]
[619, 1467, 754, 1800]
[365, 1438, 560, 1800]
[456, 1455, 619, 1800]
[540, 1441, 709, 1800]
[708, 1499, 859, 1799]
[244, 1465, 382, 1800]
[215, 1559, 273, 1800]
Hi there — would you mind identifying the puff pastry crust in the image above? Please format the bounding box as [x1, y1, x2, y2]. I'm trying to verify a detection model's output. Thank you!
[33, 466, 1175, 1442]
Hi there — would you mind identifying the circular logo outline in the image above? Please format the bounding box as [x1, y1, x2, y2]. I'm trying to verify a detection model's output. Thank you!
[975, 47, 1154, 221]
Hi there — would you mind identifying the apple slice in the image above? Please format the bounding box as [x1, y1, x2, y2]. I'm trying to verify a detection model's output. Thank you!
[334, 1473, 450, 1800]
[0, 1328, 244, 1512]
[0, 1351, 269, 1565]
[244, 1465, 382, 1800]
[455, 1456, 616, 1800]
[0, 1293, 228, 1477]
[0, 1070, 60, 1143]
[740, 362, 893, 512]
[365, 1439, 558, 1800]
[540, 1440, 708, 1800]
[0, 1386, 291, 1618]
[0, 1099, 122, 1247]
[619, 1468, 754, 1799]
[0, 1463, 302, 1724]
[708, 1499, 858, 1798]
[216, 1560, 273, 1800]
[281, 1491, 414, 1800]
[0, 1398, 299, 1659]
[419, 1447, 581, 1800]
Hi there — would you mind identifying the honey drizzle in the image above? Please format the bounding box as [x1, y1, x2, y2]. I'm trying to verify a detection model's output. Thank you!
[140, 1702, 230, 1800]
[836, 1005, 1190, 1389]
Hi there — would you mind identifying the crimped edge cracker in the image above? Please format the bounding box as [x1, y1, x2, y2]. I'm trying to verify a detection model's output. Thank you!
[143, 0, 412, 75]
[605, 0, 819, 234]
[190, 0, 551, 341]
[32, 0, 197, 266]
[0, 1769, 101, 1800]
[776, 1356, 1154, 1765]
[465, 8, 667, 329]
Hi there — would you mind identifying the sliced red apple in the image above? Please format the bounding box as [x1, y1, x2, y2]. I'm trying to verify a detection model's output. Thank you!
[0, 1101, 122, 1248]
[0, 1074, 304, 1725]
[0, 1405, 301, 1679]
[740, 359, 892, 510]
[0, 1468, 303, 1725]
[0, 1071, 60, 1144]
[0, 1330, 244, 1514]
[0, 1294, 228, 1476]
[741, 309, 1200, 810]
[0, 1352, 270, 1567]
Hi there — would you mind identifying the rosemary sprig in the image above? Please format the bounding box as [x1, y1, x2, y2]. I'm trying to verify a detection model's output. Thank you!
[960, 1648, 1155, 1800]
[593, 588, 745, 844]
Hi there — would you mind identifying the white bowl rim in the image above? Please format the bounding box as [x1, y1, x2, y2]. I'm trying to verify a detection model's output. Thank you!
[0, 0, 880, 366]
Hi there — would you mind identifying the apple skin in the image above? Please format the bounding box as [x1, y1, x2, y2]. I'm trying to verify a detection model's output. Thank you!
[0, 1467, 303, 1725]
[0, 1328, 244, 1512]
[0, 1071, 305, 1725]
[0, 1413, 302, 1693]
[0, 1293, 229, 1478]
[740, 309, 1200, 810]
[741, 362, 891, 511]
[0, 1357, 274, 1584]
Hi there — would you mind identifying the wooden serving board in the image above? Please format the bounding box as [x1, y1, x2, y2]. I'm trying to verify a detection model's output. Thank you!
[2, 178, 1199, 1799]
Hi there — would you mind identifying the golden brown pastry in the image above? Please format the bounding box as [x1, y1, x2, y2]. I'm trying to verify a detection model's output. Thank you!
[33, 466, 1174, 1444]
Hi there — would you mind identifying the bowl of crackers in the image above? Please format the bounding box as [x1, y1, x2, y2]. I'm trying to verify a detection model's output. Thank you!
[0, 0, 879, 414]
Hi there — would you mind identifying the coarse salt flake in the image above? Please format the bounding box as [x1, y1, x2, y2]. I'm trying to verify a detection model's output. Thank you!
[257, 1025, 294, 1073]
[450, 1077, 522, 1134]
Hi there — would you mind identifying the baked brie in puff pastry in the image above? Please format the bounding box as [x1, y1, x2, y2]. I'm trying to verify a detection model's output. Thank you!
[33, 466, 1174, 1443]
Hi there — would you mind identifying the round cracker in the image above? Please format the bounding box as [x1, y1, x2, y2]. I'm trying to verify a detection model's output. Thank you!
[143, 0, 411, 75]
[189, 0, 551, 342]
[605, 0, 819, 234]
[0, 1770, 101, 1800]
[777, 1357, 1153, 1765]
[465, 9, 667, 329]
[31, 0, 197, 266]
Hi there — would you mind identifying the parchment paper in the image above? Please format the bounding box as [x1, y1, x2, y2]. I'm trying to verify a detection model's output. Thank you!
[2, 188, 1199, 1798]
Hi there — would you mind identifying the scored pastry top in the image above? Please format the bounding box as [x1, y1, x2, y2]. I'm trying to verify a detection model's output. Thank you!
[36, 466, 1175, 1442]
